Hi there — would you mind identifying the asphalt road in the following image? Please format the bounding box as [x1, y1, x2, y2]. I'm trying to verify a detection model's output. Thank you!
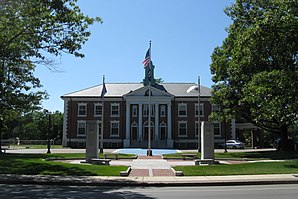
[0, 184, 297, 199]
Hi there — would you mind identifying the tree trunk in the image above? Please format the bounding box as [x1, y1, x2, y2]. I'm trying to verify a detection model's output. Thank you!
[280, 125, 290, 151]
[0, 119, 3, 154]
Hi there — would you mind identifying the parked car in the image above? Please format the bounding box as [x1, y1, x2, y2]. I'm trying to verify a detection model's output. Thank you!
[220, 140, 245, 149]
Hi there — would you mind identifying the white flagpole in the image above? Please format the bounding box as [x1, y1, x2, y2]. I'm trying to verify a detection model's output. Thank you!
[147, 41, 152, 156]
[197, 75, 201, 153]
[100, 75, 105, 154]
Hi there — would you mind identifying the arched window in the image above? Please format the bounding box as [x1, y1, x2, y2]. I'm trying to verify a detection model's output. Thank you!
[131, 122, 138, 140]
[160, 122, 167, 140]
[143, 121, 154, 140]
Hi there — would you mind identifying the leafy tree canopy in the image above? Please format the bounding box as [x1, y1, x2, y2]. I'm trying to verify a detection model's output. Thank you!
[210, 0, 298, 150]
[0, 0, 101, 152]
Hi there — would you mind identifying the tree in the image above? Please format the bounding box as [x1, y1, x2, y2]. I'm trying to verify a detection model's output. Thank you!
[0, 0, 102, 152]
[210, 0, 298, 150]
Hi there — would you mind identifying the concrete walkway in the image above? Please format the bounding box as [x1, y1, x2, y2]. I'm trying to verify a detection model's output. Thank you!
[129, 155, 174, 177]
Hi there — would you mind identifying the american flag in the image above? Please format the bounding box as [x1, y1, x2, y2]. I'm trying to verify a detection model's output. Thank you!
[142, 48, 151, 67]
[101, 76, 107, 98]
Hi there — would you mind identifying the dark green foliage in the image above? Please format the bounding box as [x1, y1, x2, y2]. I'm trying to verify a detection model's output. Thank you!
[210, 0, 298, 150]
[0, 0, 101, 151]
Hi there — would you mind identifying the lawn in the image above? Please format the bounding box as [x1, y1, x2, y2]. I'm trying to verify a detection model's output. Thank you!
[174, 160, 298, 176]
[163, 150, 298, 160]
[0, 153, 128, 176]
[168, 150, 298, 176]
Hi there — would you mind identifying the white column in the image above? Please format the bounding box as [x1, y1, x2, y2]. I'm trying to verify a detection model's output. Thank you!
[124, 103, 130, 147]
[154, 104, 159, 140]
[138, 104, 142, 141]
[167, 103, 173, 148]
[62, 99, 69, 147]
[231, 119, 236, 139]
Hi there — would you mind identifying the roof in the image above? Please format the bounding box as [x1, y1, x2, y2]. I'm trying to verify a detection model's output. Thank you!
[61, 83, 212, 98]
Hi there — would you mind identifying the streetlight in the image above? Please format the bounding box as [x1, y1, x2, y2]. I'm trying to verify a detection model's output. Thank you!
[44, 109, 51, 154]
[186, 76, 201, 153]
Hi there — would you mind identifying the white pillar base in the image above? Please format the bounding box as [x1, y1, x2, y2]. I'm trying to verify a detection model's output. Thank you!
[167, 139, 174, 148]
[123, 139, 130, 148]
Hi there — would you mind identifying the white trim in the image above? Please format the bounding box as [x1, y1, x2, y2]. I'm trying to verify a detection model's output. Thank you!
[132, 105, 138, 117]
[178, 103, 187, 117]
[62, 99, 69, 146]
[110, 120, 120, 137]
[213, 121, 221, 137]
[110, 103, 120, 117]
[77, 103, 87, 117]
[178, 121, 188, 137]
[77, 120, 86, 136]
[160, 104, 166, 117]
[195, 103, 204, 117]
[94, 103, 103, 117]
[212, 104, 220, 112]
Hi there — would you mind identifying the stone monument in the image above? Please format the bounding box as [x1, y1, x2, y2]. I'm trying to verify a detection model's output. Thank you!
[201, 121, 214, 160]
[195, 121, 218, 165]
[85, 120, 98, 162]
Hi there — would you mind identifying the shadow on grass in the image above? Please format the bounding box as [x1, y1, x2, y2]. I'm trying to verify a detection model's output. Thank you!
[215, 150, 298, 160]
[0, 153, 120, 176]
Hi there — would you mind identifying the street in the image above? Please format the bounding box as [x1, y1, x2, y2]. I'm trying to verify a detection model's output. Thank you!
[0, 184, 297, 199]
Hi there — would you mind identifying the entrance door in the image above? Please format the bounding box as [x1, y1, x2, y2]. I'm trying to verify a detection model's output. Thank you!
[131, 122, 138, 140]
[143, 121, 154, 140]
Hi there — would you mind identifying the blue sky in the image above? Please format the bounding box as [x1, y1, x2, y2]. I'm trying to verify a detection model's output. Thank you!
[35, 0, 235, 112]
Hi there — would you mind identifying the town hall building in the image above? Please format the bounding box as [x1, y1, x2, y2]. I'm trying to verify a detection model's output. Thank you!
[61, 61, 236, 149]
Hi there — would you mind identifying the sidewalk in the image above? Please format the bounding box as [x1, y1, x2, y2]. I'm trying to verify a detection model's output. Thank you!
[0, 174, 298, 186]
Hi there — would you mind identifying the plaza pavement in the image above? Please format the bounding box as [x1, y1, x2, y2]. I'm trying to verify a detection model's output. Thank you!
[1, 148, 298, 186]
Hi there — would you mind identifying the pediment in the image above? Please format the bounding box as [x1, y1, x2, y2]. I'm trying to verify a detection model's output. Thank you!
[124, 85, 173, 98]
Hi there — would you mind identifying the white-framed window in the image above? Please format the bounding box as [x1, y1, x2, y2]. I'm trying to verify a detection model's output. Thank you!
[213, 122, 221, 136]
[143, 104, 154, 117]
[132, 105, 138, 117]
[195, 121, 201, 137]
[195, 103, 204, 117]
[78, 103, 87, 117]
[178, 121, 188, 137]
[98, 121, 102, 139]
[77, 121, 86, 136]
[94, 103, 102, 116]
[178, 103, 187, 117]
[110, 103, 120, 117]
[160, 122, 167, 140]
[110, 121, 120, 137]
[160, 105, 166, 117]
[212, 105, 220, 112]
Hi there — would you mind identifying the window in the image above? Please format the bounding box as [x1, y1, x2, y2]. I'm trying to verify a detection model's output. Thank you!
[160, 105, 166, 117]
[78, 103, 87, 116]
[111, 103, 120, 117]
[160, 122, 167, 140]
[110, 121, 119, 137]
[98, 122, 102, 139]
[94, 103, 102, 116]
[143, 104, 154, 117]
[77, 121, 86, 136]
[132, 105, 138, 117]
[178, 103, 187, 117]
[212, 105, 220, 112]
[213, 122, 221, 136]
[195, 103, 204, 117]
[195, 121, 201, 137]
[178, 121, 187, 137]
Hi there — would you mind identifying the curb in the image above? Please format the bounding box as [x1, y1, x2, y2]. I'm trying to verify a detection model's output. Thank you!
[1, 174, 298, 187]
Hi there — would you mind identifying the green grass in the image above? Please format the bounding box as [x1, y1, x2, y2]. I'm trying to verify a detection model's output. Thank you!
[174, 160, 298, 176]
[163, 150, 298, 160]
[0, 153, 128, 176]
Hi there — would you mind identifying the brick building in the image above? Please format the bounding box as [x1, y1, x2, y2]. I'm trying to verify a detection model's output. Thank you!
[61, 63, 235, 149]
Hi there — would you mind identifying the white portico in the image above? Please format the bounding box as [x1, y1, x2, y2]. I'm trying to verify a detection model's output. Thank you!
[123, 85, 174, 148]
